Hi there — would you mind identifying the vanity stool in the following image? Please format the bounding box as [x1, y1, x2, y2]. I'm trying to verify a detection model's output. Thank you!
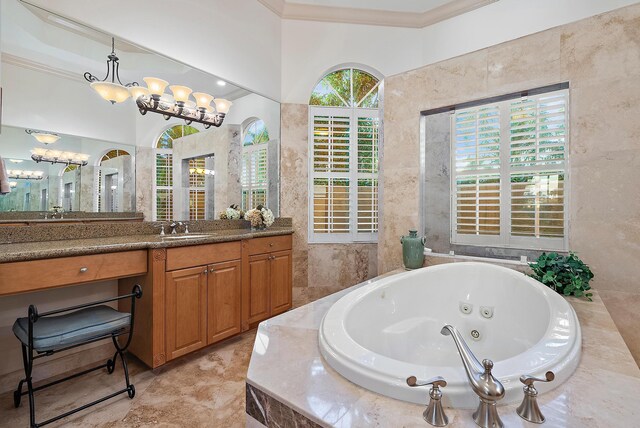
[12, 284, 142, 428]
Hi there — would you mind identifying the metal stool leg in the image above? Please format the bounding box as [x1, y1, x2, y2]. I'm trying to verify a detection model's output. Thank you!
[111, 335, 135, 398]
[18, 342, 37, 428]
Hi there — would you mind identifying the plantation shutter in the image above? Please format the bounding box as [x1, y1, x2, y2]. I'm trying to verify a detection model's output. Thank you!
[155, 151, 173, 221]
[451, 105, 502, 244]
[509, 91, 567, 245]
[450, 88, 568, 250]
[241, 144, 268, 210]
[309, 108, 379, 242]
[356, 115, 379, 234]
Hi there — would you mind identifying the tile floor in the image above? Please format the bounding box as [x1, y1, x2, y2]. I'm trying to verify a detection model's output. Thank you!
[1, 286, 343, 428]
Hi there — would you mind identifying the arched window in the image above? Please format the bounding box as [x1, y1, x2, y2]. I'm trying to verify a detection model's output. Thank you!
[310, 67, 380, 108]
[308, 67, 381, 243]
[241, 119, 269, 210]
[100, 149, 131, 163]
[154, 125, 199, 220]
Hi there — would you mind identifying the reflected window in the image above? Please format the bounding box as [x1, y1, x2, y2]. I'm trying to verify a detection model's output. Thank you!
[308, 67, 381, 243]
[96, 150, 130, 212]
[154, 125, 199, 220]
[241, 120, 269, 211]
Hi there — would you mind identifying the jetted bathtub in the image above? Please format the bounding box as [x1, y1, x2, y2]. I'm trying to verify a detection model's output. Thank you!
[318, 262, 581, 408]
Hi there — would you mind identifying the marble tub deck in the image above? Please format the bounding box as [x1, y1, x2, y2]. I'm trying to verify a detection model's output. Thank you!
[246, 273, 640, 427]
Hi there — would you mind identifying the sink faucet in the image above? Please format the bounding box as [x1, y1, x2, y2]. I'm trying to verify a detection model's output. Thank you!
[440, 325, 505, 428]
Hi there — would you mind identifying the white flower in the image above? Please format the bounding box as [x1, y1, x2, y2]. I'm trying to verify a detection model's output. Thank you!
[261, 208, 275, 227]
[225, 207, 241, 220]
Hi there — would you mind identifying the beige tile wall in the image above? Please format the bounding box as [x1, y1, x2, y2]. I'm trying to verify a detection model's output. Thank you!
[379, 4, 640, 364]
[280, 104, 378, 290]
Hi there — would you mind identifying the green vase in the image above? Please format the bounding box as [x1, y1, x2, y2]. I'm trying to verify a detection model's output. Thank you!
[400, 230, 426, 270]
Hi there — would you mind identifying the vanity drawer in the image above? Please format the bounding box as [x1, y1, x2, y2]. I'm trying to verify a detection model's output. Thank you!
[0, 250, 148, 296]
[244, 234, 292, 256]
[166, 241, 241, 271]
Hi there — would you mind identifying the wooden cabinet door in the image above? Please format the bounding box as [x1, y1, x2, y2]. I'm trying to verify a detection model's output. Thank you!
[165, 266, 207, 360]
[270, 250, 292, 316]
[207, 260, 241, 345]
[247, 254, 271, 325]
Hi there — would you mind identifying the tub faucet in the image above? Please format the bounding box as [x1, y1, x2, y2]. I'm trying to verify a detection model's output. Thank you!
[440, 325, 505, 428]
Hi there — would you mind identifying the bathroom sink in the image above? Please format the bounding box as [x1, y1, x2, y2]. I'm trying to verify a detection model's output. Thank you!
[161, 234, 214, 240]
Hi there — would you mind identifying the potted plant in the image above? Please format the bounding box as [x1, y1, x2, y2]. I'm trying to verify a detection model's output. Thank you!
[528, 252, 594, 300]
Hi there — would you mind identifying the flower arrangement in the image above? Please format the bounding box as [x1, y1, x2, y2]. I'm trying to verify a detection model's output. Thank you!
[219, 204, 244, 220]
[245, 205, 275, 229]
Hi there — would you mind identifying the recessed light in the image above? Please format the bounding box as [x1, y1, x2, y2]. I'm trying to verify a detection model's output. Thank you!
[9, 159, 24, 163]
[217, 80, 226, 86]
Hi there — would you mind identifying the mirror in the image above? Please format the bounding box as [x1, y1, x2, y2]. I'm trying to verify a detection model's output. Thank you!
[0, 0, 280, 220]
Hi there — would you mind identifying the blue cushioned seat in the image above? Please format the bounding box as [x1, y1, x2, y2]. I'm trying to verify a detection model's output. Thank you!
[12, 305, 131, 352]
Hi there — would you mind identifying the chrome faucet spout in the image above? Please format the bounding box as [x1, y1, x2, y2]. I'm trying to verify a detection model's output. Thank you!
[441, 324, 505, 428]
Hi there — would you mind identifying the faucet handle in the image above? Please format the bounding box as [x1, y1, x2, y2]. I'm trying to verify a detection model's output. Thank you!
[520, 371, 555, 387]
[406, 376, 447, 389]
[517, 371, 554, 424]
[407, 376, 449, 427]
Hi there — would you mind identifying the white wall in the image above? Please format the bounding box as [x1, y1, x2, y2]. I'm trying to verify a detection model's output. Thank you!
[24, 0, 282, 101]
[224, 93, 281, 140]
[281, 0, 640, 103]
[281, 20, 422, 103]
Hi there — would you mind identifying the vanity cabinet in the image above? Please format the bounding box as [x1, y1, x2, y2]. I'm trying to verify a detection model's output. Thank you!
[165, 260, 242, 359]
[165, 266, 208, 360]
[207, 260, 242, 344]
[242, 236, 293, 329]
[119, 233, 292, 368]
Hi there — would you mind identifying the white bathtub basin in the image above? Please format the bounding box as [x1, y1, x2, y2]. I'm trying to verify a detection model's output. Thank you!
[318, 262, 581, 408]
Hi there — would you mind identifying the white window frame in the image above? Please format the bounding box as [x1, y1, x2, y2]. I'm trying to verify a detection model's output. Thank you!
[450, 89, 569, 251]
[308, 106, 379, 244]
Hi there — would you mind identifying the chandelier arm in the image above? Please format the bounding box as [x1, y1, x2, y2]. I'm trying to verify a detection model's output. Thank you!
[114, 59, 123, 85]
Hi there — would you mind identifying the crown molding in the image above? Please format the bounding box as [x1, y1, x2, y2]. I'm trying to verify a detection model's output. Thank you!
[257, 0, 498, 28]
[1, 53, 84, 83]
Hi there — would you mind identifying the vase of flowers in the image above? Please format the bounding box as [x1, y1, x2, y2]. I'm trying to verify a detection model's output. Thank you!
[219, 204, 244, 220]
[245, 205, 275, 230]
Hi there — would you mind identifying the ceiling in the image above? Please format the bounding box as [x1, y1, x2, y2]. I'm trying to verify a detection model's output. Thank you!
[258, 0, 498, 28]
[286, 0, 452, 13]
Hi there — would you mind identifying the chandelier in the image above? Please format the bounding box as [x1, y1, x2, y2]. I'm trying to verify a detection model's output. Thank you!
[7, 170, 45, 180]
[189, 167, 215, 176]
[84, 37, 138, 104]
[26, 129, 60, 144]
[31, 148, 90, 167]
[131, 77, 232, 129]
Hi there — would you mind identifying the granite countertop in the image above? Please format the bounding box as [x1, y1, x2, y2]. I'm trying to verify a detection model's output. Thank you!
[0, 227, 294, 263]
[246, 273, 640, 427]
[0, 217, 143, 224]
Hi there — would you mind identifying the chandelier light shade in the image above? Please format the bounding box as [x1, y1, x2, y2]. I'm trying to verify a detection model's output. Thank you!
[25, 129, 60, 144]
[170, 85, 193, 103]
[31, 147, 90, 166]
[214, 99, 232, 115]
[134, 77, 232, 129]
[7, 170, 45, 180]
[192, 92, 214, 111]
[143, 77, 169, 96]
[9, 181, 18, 188]
[84, 37, 138, 104]
[128, 85, 149, 99]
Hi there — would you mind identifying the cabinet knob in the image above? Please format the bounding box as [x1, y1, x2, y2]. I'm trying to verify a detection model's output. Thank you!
[79, 267, 88, 273]
[269, 243, 274, 247]
[209, 268, 215, 273]
[203, 269, 208, 275]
